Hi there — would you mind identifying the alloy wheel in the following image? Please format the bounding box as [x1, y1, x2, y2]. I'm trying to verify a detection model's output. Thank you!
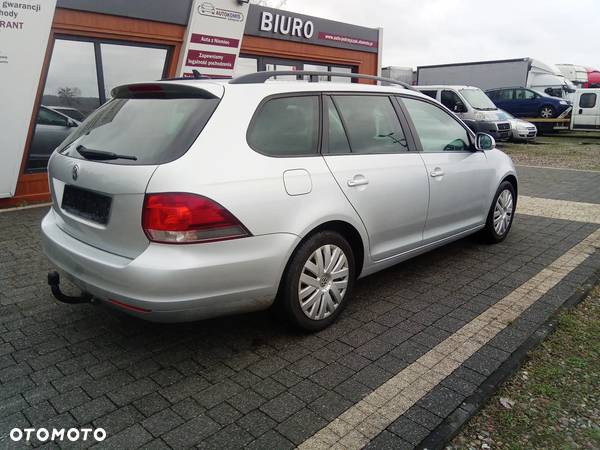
[540, 107, 554, 118]
[493, 189, 514, 236]
[298, 244, 349, 320]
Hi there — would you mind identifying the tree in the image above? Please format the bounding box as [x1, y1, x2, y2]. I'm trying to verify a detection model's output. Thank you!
[57, 87, 81, 106]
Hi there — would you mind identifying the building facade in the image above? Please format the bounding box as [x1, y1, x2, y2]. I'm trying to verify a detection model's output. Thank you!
[1, 0, 382, 207]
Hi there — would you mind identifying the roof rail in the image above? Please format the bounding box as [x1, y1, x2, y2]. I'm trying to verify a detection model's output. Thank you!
[229, 71, 416, 90]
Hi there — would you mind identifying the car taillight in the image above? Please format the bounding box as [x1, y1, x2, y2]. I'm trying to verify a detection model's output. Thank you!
[142, 193, 250, 244]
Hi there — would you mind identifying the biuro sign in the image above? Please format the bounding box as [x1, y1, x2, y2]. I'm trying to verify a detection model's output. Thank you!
[259, 11, 314, 39]
[0, 0, 57, 198]
[177, 0, 249, 79]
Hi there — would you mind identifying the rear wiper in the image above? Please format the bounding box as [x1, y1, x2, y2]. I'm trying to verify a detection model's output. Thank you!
[76, 145, 138, 161]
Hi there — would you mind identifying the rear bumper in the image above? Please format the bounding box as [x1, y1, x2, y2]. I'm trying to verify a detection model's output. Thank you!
[41, 208, 298, 322]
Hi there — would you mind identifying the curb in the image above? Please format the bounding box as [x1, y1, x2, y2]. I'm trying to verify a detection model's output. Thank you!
[0, 203, 51, 214]
[416, 267, 600, 450]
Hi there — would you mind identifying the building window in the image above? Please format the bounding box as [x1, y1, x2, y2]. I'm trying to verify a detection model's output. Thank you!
[41, 40, 101, 120]
[330, 66, 353, 83]
[234, 57, 258, 77]
[25, 37, 171, 173]
[100, 43, 169, 100]
[303, 64, 329, 81]
[240, 55, 356, 83]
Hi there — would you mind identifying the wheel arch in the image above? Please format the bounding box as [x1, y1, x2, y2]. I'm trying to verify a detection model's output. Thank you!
[272, 219, 367, 312]
[305, 220, 366, 277]
[278, 219, 367, 293]
[501, 173, 518, 198]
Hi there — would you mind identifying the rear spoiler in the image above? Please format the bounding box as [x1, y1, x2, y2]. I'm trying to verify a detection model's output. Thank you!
[111, 83, 221, 100]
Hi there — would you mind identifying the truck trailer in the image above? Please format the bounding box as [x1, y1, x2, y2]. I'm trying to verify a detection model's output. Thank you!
[416, 58, 576, 99]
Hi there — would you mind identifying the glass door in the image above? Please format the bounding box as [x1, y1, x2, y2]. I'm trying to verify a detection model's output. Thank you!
[25, 36, 172, 172]
[262, 57, 302, 81]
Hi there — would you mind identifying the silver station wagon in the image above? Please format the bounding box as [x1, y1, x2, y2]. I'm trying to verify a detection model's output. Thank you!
[42, 71, 517, 331]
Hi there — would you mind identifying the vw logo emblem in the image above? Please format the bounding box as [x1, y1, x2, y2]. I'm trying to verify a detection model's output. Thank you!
[72, 164, 79, 181]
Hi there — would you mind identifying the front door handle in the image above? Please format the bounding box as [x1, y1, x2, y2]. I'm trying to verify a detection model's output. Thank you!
[430, 168, 445, 178]
[347, 176, 369, 187]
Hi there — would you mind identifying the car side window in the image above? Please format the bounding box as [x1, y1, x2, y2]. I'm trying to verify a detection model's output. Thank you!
[324, 97, 351, 154]
[580, 93, 597, 108]
[515, 89, 535, 100]
[247, 96, 319, 157]
[496, 89, 513, 101]
[37, 108, 68, 127]
[401, 97, 471, 152]
[420, 90, 437, 100]
[440, 90, 464, 112]
[332, 95, 408, 154]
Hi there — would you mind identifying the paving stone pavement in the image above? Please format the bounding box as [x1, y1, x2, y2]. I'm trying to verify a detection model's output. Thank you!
[516, 165, 600, 204]
[0, 167, 599, 450]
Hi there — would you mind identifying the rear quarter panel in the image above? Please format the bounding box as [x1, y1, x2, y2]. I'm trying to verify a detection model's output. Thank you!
[146, 84, 371, 264]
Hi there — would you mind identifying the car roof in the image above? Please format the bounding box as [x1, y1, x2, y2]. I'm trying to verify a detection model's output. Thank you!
[485, 86, 528, 91]
[413, 85, 482, 90]
[138, 78, 430, 99]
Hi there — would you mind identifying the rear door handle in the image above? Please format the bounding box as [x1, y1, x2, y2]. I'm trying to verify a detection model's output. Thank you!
[347, 176, 369, 187]
[430, 168, 445, 178]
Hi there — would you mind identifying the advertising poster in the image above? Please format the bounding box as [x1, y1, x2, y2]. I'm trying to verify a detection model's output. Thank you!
[0, 0, 57, 198]
[178, 0, 249, 78]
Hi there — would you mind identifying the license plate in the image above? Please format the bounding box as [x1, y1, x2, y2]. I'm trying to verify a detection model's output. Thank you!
[61, 185, 112, 225]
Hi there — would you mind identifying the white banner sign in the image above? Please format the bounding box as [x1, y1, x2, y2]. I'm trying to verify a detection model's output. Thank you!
[0, 0, 56, 198]
[177, 0, 249, 78]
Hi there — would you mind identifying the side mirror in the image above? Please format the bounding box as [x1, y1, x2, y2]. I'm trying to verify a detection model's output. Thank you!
[67, 119, 78, 128]
[454, 103, 467, 113]
[475, 132, 495, 151]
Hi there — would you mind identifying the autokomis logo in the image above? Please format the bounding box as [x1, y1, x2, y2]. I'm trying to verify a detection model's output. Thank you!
[10, 427, 107, 443]
[198, 2, 244, 22]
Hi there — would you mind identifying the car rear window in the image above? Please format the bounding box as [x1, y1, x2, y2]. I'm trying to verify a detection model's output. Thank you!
[57, 84, 220, 165]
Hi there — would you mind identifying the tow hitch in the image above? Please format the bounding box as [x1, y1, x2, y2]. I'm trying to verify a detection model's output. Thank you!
[47, 271, 93, 304]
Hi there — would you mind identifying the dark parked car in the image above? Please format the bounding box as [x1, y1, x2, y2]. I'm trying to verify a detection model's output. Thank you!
[50, 106, 86, 122]
[486, 87, 571, 118]
[27, 106, 79, 171]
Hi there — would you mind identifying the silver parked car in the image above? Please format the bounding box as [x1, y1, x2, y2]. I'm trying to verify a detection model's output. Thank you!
[42, 72, 518, 331]
[497, 109, 537, 142]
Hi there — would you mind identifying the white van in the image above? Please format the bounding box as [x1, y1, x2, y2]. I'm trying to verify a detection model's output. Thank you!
[571, 89, 600, 130]
[415, 85, 512, 141]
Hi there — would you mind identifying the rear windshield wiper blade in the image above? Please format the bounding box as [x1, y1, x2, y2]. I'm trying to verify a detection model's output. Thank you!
[76, 145, 138, 161]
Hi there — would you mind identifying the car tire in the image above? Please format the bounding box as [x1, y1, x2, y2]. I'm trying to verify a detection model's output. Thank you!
[482, 181, 516, 244]
[539, 105, 555, 118]
[277, 231, 355, 332]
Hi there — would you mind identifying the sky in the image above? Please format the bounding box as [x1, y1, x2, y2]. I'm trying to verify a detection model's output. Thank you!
[41, 0, 600, 99]
[276, 0, 600, 70]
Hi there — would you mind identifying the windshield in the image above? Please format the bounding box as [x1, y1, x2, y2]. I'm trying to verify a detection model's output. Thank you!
[564, 79, 577, 92]
[459, 88, 497, 110]
[57, 93, 220, 165]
